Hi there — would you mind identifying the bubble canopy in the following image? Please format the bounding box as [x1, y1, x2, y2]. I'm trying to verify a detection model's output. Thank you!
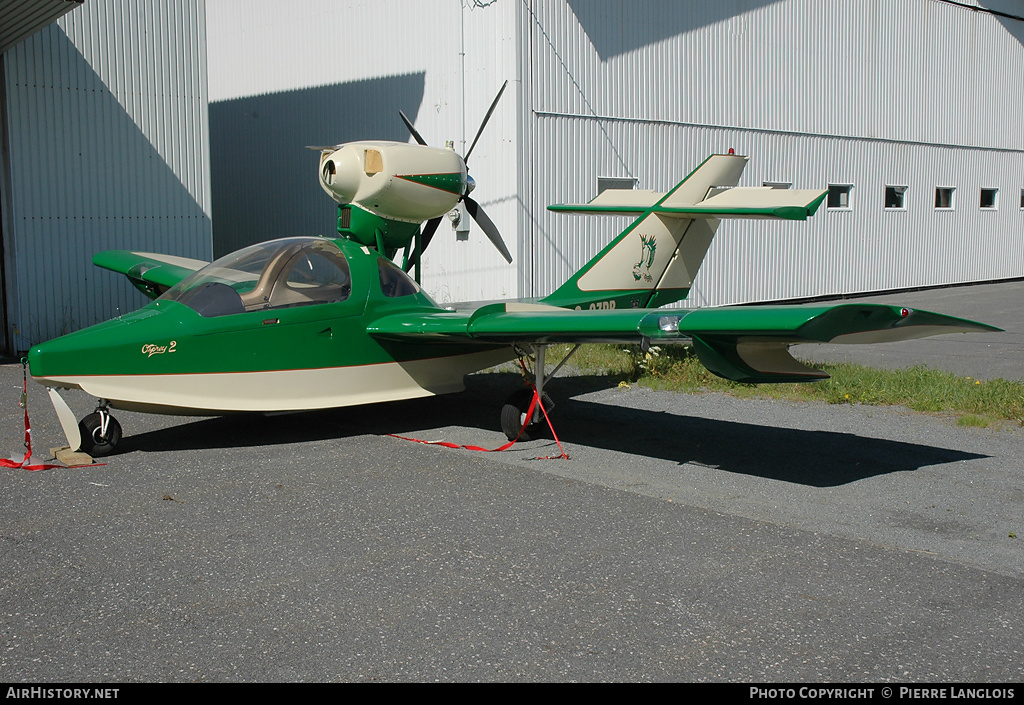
[160, 237, 353, 317]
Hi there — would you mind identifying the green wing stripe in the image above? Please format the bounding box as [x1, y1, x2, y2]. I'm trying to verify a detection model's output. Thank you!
[549, 187, 828, 221]
[546, 204, 650, 215]
[547, 197, 827, 221]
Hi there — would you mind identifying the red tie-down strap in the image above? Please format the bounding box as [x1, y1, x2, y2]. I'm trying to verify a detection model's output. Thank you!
[389, 358, 569, 460]
[0, 360, 102, 471]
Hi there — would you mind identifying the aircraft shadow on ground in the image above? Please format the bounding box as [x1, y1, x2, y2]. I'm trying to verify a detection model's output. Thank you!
[117, 372, 986, 488]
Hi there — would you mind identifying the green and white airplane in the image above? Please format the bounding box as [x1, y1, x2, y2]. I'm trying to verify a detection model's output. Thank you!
[27, 128, 998, 456]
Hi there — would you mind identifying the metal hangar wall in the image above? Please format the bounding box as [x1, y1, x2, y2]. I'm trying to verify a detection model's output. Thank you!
[205, 0, 521, 305]
[206, 0, 1024, 308]
[0, 0, 212, 353]
[521, 0, 1024, 306]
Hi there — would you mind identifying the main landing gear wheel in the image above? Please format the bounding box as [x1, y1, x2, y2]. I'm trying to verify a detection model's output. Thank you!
[78, 411, 122, 457]
[500, 388, 554, 442]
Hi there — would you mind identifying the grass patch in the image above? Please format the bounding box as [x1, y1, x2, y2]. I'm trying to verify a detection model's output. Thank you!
[956, 414, 992, 428]
[540, 343, 1024, 427]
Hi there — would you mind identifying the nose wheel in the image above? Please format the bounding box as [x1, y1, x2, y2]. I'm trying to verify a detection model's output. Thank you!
[78, 408, 122, 456]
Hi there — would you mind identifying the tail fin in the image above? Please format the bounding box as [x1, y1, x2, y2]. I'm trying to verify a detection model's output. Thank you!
[541, 154, 826, 310]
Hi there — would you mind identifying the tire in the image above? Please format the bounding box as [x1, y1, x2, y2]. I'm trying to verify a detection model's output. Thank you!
[500, 388, 554, 442]
[78, 412, 122, 457]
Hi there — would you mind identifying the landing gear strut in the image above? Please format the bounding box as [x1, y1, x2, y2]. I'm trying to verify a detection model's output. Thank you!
[499, 344, 580, 441]
[78, 403, 122, 457]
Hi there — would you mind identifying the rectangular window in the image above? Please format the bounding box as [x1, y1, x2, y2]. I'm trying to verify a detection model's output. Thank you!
[763, 181, 792, 189]
[935, 187, 955, 210]
[597, 176, 637, 194]
[885, 186, 907, 209]
[980, 188, 999, 210]
[827, 184, 852, 209]
[1019, 188, 1024, 209]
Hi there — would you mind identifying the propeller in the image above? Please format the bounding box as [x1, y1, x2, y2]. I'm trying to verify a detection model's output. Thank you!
[403, 216, 441, 274]
[398, 110, 427, 146]
[401, 81, 512, 272]
[463, 194, 512, 263]
[464, 79, 507, 163]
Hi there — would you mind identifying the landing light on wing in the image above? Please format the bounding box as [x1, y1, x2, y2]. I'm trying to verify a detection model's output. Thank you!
[658, 315, 682, 332]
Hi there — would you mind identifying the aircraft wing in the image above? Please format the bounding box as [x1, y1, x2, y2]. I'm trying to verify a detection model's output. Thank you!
[368, 302, 1000, 383]
[93, 250, 209, 299]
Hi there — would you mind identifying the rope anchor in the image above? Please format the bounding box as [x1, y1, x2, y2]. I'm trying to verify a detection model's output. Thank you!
[1, 358, 101, 471]
[388, 354, 570, 460]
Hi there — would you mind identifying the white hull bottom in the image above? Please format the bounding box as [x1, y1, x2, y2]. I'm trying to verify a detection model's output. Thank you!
[35, 348, 516, 415]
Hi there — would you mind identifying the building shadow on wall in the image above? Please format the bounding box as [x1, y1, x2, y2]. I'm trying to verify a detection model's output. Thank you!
[987, 2, 1024, 46]
[209, 73, 426, 257]
[4, 25, 211, 346]
[566, 0, 785, 61]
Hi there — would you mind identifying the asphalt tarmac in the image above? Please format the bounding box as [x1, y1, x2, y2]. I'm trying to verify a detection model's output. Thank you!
[0, 281, 1021, 682]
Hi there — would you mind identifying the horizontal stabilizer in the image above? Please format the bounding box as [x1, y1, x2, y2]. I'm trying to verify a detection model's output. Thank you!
[549, 187, 827, 221]
[547, 189, 665, 215]
[93, 250, 209, 300]
[663, 187, 827, 220]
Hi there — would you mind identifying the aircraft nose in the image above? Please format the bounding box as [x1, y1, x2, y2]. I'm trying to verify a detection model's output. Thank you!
[26, 306, 170, 384]
[27, 337, 79, 387]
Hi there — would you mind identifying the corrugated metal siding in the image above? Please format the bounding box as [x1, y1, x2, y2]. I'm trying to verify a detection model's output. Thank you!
[435, 0, 522, 302]
[528, 114, 1024, 305]
[522, 0, 1024, 304]
[527, 0, 1024, 150]
[206, 0, 1024, 307]
[2, 0, 211, 349]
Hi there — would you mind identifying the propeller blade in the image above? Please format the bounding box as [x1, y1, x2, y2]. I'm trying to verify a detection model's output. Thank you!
[404, 217, 442, 272]
[464, 80, 508, 163]
[419, 216, 442, 255]
[399, 110, 428, 146]
[464, 196, 513, 263]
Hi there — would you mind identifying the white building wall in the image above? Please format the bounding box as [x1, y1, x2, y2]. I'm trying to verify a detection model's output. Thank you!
[205, 0, 1024, 308]
[523, 0, 1024, 303]
[527, 0, 1024, 149]
[2, 0, 211, 349]
[205, 0, 521, 303]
